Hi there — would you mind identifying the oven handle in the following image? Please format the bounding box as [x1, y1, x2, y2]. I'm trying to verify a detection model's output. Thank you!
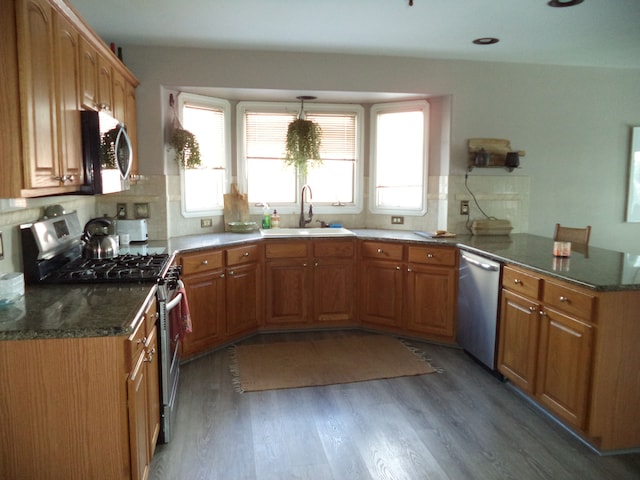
[165, 292, 183, 312]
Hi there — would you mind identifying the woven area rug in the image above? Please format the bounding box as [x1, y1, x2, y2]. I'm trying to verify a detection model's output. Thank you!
[229, 335, 436, 392]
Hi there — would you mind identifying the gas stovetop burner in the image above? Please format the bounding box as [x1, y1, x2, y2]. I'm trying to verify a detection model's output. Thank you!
[44, 253, 171, 284]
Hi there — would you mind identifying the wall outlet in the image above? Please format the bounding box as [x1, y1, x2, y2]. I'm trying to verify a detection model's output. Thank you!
[134, 203, 150, 219]
[201, 218, 213, 228]
[460, 200, 470, 215]
[117, 203, 127, 218]
[391, 216, 404, 225]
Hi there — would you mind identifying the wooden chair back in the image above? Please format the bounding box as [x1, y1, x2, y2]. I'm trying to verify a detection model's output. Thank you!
[553, 223, 592, 246]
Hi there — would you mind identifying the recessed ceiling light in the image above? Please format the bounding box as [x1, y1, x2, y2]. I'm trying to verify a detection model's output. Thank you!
[547, 0, 584, 7]
[473, 38, 499, 46]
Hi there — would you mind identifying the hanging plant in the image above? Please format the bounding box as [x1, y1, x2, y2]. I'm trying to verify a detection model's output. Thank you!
[171, 128, 202, 169]
[284, 118, 322, 175]
[100, 127, 120, 168]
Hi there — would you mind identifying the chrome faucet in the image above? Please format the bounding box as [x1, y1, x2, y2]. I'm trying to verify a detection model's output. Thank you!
[299, 184, 313, 227]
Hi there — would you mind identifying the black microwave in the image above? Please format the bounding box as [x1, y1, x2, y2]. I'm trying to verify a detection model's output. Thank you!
[80, 110, 132, 195]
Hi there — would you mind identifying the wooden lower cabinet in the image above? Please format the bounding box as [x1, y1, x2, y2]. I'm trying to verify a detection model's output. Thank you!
[405, 245, 458, 341]
[0, 292, 159, 480]
[180, 268, 226, 358]
[179, 244, 262, 359]
[498, 264, 640, 451]
[536, 306, 593, 430]
[264, 239, 356, 327]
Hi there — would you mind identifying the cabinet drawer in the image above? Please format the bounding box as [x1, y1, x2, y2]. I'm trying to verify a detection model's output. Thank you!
[265, 241, 309, 259]
[503, 265, 542, 299]
[408, 245, 457, 267]
[314, 239, 354, 258]
[543, 280, 595, 321]
[360, 241, 403, 261]
[227, 244, 260, 266]
[180, 250, 224, 275]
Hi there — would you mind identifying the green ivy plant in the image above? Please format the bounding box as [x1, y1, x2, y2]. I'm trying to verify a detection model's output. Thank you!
[171, 128, 202, 169]
[284, 118, 322, 175]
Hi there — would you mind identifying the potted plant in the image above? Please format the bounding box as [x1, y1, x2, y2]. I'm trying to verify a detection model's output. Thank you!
[171, 128, 202, 169]
[284, 97, 322, 175]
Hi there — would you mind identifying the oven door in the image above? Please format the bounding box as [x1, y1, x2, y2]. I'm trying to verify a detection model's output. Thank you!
[158, 273, 183, 443]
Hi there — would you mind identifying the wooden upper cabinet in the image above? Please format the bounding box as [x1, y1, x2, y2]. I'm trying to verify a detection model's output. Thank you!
[112, 69, 126, 122]
[54, 12, 83, 187]
[78, 35, 99, 110]
[125, 80, 139, 178]
[98, 55, 113, 112]
[16, 0, 60, 191]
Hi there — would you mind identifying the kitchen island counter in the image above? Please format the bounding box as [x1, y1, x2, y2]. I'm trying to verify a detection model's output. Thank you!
[0, 283, 156, 341]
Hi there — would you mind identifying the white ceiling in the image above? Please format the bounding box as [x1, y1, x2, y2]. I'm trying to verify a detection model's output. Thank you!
[71, 0, 640, 70]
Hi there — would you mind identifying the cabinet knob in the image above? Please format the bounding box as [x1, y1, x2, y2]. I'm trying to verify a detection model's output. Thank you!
[529, 306, 536, 312]
[559, 296, 569, 303]
[303, 263, 308, 267]
[137, 336, 147, 345]
[314, 262, 319, 267]
[407, 268, 412, 272]
[220, 273, 225, 278]
[201, 260, 208, 265]
[377, 248, 383, 254]
[427, 253, 434, 258]
[228, 271, 234, 276]
[396, 266, 401, 270]
[514, 279, 522, 285]
[242, 252, 249, 257]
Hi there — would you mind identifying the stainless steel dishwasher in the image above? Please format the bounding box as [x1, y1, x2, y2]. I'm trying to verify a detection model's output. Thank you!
[456, 250, 502, 371]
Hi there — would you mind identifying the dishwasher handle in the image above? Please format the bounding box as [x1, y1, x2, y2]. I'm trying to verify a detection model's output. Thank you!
[462, 253, 500, 272]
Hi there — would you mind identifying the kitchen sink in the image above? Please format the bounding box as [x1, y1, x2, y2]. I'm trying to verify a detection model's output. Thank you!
[260, 227, 355, 238]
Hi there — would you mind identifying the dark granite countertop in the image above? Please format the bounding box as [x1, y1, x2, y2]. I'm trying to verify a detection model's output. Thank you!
[3, 228, 638, 342]
[0, 283, 156, 341]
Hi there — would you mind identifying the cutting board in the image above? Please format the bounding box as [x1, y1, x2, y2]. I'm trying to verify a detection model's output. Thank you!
[223, 183, 249, 231]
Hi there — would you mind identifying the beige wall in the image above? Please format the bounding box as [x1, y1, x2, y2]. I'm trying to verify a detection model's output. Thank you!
[125, 47, 639, 251]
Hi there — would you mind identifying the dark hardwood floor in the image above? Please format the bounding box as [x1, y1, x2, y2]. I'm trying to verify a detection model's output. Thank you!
[150, 331, 640, 480]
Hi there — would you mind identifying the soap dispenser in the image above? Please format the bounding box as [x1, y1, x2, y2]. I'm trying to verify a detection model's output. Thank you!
[271, 209, 280, 228]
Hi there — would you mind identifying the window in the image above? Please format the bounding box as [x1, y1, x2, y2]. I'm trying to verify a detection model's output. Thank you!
[370, 100, 429, 215]
[237, 102, 363, 214]
[177, 93, 231, 216]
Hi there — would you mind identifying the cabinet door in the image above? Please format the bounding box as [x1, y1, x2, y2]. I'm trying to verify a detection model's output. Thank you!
[226, 262, 262, 336]
[78, 36, 98, 110]
[313, 258, 355, 324]
[498, 289, 540, 393]
[17, 0, 60, 189]
[53, 13, 83, 187]
[406, 263, 456, 340]
[128, 350, 150, 480]
[98, 55, 113, 111]
[145, 324, 160, 457]
[181, 270, 226, 358]
[125, 81, 139, 178]
[112, 69, 126, 122]
[536, 307, 593, 430]
[265, 259, 311, 325]
[359, 259, 403, 328]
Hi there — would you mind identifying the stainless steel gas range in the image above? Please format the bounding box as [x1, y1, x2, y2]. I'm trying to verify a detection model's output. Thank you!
[20, 211, 184, 444]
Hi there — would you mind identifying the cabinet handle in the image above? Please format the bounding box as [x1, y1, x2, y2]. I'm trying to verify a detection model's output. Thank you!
[53, 175, 74, 183]
[514, 279, 522, 285]
[377, 248, 383, 254]
[427, 253, 434, 258]
[201, 260, 208, 265]
[144, 348, 156, 362]
[559, 296, 569, 303]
